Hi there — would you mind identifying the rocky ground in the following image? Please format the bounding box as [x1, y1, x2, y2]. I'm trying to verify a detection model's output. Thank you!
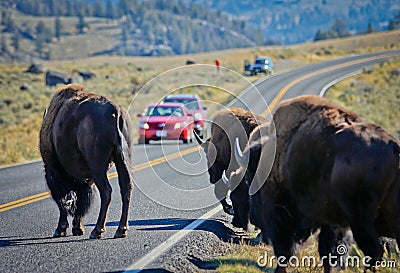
[146, 212, 251, 273]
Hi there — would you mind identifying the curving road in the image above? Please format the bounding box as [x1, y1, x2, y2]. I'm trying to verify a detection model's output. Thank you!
[0, 50, 399, 273]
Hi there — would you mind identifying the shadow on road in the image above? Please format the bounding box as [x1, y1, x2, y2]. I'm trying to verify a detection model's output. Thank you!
[0, 234, 116, 247]
[86, 217, 240, 243]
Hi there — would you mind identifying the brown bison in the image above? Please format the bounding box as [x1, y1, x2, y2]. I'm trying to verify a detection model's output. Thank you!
[232, 95, 400, 273]
[195, 107, 267, 229]
[39, 84, 134, 239]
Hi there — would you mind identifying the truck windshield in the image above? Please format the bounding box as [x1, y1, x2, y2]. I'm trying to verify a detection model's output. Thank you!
[164, 99, 199, 110]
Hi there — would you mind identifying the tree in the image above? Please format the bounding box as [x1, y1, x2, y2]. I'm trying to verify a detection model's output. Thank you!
[76, 15, 88, 34]
[1, 10, 8, 26]
[388, 11, 400, 30]
[36, 21, 52, 42]
[1, 33, 8, 54]
[314, 18, 350, 41]
[331, 18, 350, 37]
[366, 22, 374, 33]
[35, 34, 45, 55]
[11, 32, 20, 51]
[121, 26, 129, 55]
[55, 17, 62, 41]
[93, 0, 106, 18]
[106, 0, 117, 20]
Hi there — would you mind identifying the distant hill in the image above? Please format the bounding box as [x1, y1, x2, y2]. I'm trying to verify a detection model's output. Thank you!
[186, 0, 400, 44]
[1, 0, 399, 62]
[0, 0, 261, 62]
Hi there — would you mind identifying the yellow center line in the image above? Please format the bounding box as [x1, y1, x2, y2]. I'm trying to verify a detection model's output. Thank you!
[2, 53, 397, 213]
[0, 146, 202, 213]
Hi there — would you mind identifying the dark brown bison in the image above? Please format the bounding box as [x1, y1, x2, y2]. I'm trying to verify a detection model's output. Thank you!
[39, 84, 134, 239]
[232, 95, 400, 273]
[194, 107, 267, 229]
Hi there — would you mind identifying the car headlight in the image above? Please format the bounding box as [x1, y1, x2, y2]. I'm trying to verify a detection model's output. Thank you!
[140, 122, 149, 129]
[194, 113, 202, 121]
[174, 122, 187, 129]
[264, 65, 269, 69]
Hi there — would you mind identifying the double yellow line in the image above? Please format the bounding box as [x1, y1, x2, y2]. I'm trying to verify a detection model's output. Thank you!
[0, 146, 201, 213]
[1, 52, 397, 213]
[0, 192, 51, 213]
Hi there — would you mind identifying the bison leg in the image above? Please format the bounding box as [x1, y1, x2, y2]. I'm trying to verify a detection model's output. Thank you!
[347, 213, 383, 271]
[45, 166, 70, 237]
[214, 182, 233, 215]
[112, 149, 133, 238]
[220, 199, 234, 215]
[318, 225, 337, 273]
[230, 181, 249, 229]
[90, 174, 112, 239]
[54, 204, 69, 237]
[72, 181, 93, 236]
[268, 206, 296, 273]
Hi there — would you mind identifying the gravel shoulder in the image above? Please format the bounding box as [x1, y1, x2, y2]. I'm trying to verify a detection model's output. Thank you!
[145, 212, 248, 273]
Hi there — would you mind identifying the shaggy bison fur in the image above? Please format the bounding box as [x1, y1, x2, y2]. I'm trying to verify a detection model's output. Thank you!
[40, 84, 134, 239]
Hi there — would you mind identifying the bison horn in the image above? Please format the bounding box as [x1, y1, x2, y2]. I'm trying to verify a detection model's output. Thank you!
[222, 170, 231, 188]
[193, 130, 205, 146]
[235, 138, 248, 168]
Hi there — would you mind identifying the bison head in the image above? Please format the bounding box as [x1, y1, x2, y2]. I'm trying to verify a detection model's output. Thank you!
[229, 136, 276, 235]
[194, 132, 226, 184]
[195, 129, 251, 229]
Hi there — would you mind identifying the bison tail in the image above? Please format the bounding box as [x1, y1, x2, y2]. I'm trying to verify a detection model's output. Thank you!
[74, 181, 94, 218]
[46, 166, 93, 217]
[57, 181, 93, 217]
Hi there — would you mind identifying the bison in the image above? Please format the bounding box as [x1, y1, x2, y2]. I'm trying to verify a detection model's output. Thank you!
[39, 84, 134, 239]
[194, 107, 267, 229]
[231, 95, 400, 273]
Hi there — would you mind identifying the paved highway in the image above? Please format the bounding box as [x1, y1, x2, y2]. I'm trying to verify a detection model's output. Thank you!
[0, 50, 399, 273]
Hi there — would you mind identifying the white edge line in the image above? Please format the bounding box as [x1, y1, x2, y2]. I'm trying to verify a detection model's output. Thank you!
[123, 205, 222, 273]
[319, 69, 363, 97]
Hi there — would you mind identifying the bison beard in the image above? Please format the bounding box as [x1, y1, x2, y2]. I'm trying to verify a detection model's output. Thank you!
[234, 95, 400, 273]
[40, 84, 133, 239]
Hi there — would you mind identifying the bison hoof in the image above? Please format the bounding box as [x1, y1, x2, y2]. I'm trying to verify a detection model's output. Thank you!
[223, 205, 234, 215]
[89, 229, 104, 239]
[231, 218, 247, 229]
[53, 229, 67, 237]
[72, 227, 84, 236]
[114, 228, 128, 238]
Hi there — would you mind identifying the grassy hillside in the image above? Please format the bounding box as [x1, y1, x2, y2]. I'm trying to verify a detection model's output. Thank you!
[0, 30, 400, 166]
[0, 2, 261, 62]
[326, 58, 400, 138]
[190, 0, 400, 44]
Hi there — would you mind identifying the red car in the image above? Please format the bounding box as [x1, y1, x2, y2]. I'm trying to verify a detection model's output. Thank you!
[163, 94, 207, 138]
[137, 103, 194, 144]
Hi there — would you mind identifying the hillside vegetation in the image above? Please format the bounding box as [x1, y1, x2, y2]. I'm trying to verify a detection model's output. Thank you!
[0, 0, 261, 62]
[190, 0, 400, 44]
[0, 30, 399, 166]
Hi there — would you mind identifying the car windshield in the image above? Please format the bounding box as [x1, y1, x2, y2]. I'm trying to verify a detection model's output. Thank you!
[146, 106, 183, 117]
[164, 99, 199, 110]
[255, 59, 269, 64]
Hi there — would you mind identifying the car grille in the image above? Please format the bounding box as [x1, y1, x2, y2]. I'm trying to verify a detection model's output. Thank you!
[147, 122, 173, 130]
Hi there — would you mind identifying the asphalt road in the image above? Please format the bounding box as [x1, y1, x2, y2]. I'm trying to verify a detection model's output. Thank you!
[1, 50, 399, 273]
